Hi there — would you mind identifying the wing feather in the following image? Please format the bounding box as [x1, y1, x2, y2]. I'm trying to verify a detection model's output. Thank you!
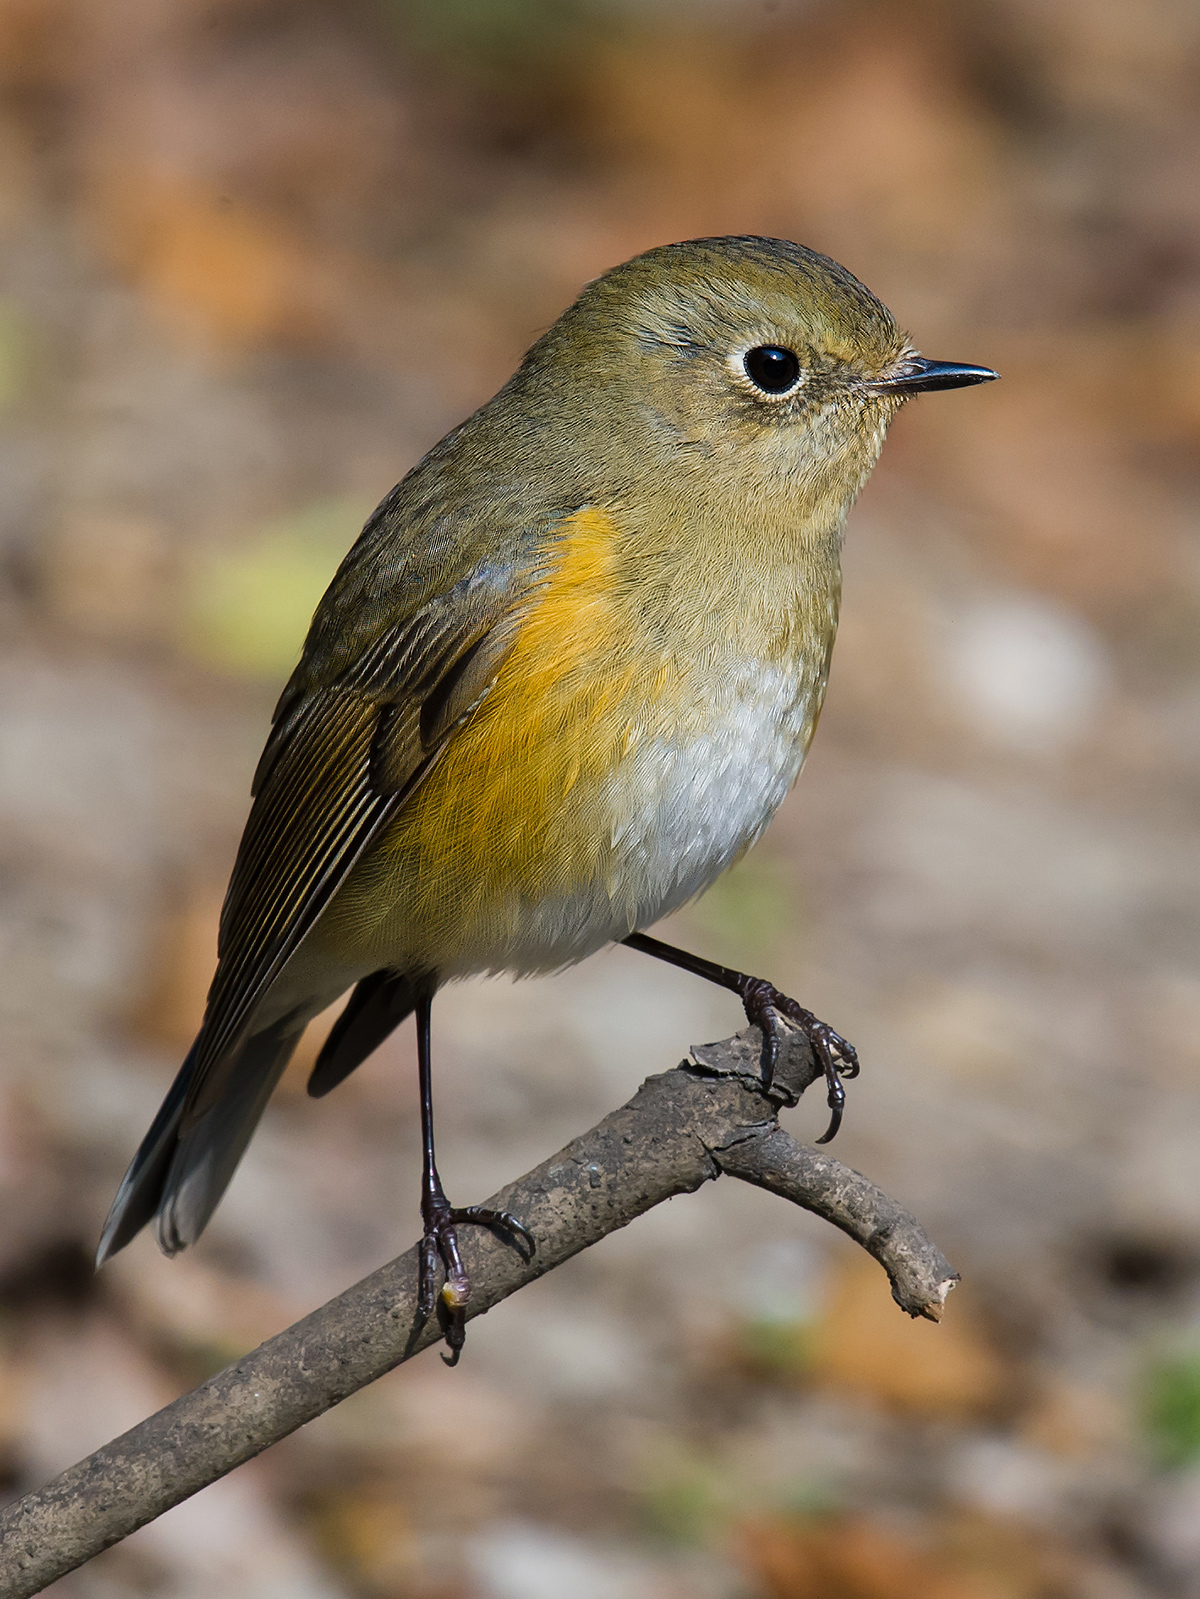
[195, 697, 405, 1099]
[183, 554, 547, 1124]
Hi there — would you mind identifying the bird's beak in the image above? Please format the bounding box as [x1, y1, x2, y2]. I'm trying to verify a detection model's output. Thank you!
[865, 357, 999, 395]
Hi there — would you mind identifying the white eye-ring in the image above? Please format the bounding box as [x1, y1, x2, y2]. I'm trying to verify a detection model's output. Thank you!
[742, 344, 802, 395]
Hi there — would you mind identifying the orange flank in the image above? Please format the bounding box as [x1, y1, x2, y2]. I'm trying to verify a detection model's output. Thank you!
[325, 507, 681, 969]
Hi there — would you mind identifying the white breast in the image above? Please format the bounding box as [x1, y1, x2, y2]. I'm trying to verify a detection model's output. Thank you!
[487, 657, 819, 977]
[611, 658, 817, 923]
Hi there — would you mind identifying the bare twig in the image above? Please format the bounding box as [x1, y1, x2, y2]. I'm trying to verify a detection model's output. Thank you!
[0, 1026, 956, 1597]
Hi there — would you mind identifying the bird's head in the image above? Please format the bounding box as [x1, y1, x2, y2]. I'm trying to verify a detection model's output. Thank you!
[522, 235, 996, 531]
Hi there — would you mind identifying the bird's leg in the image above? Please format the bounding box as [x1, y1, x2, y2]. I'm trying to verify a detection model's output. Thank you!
[415, 989, 535, 1364]
[622, 932, 859, 1144]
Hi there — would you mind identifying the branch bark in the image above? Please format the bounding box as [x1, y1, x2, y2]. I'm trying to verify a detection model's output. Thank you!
[0, 1026, 957, 1597]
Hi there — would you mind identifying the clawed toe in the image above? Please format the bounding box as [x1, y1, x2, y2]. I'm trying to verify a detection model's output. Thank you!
[621, 935, 863, 1147]
[738, 978, 859, 1144]
[456, 1205, 536, 1260]
[413, 993, 537, 1365]
[418, 1200, 537, 1364]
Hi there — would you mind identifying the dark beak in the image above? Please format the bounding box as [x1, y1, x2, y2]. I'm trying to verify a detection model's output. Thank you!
[867, 357, 999, 396]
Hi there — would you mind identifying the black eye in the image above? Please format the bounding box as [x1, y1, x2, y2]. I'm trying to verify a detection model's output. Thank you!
[744, 345, 801, 394]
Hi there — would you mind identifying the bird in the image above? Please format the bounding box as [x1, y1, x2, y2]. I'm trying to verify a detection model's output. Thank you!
[97, 235, 996, 1360]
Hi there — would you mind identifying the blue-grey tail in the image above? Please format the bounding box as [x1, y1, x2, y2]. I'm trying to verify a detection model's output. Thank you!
[95, 1014, 304, 1266]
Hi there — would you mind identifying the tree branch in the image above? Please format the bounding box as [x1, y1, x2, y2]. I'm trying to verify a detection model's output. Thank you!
[0, 1027, 956, 1597]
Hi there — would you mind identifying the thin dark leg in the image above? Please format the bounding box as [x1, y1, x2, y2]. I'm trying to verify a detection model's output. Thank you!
[415, 989, 535, 1365]
[622, 932, 859, 1144]
[415, 989, 467, 1356]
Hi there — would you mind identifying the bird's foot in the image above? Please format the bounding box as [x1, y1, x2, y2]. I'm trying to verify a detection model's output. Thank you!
[737, 977, 860, 1144]
[418, 1194, 536, 1364]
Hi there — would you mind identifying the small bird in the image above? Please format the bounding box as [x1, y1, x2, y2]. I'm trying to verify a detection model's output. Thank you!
[98, 237, 995, 1358]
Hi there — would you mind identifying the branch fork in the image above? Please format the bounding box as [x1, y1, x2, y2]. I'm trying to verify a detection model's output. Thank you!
[0, 1024, 956, 1596]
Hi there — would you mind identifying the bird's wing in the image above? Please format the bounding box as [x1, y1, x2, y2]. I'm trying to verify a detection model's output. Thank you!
[183, 513, 554, 1123]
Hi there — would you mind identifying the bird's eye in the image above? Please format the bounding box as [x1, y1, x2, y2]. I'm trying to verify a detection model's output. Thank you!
[744, 345, 801, 395]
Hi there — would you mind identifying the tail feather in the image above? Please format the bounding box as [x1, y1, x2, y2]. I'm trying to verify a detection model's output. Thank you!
[96, 1042, 197, 1266]
[96, 1014, 305, 1265]
[306, 970, 419, 1099]
[99, 969, 421, 1267]
[157, 1014, 305, 1254]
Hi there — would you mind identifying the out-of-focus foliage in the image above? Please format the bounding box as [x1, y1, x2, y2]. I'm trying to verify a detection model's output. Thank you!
[385, 0, 594, 79]
[1144, 1350, 1200, 1471]
[181, 498, 371, 679]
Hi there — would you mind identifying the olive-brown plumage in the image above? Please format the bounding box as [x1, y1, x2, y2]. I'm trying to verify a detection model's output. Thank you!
[98, 237, 995, 1354]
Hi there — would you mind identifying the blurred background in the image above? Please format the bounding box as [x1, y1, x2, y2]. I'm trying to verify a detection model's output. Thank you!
[0, 0, 1199, 1594]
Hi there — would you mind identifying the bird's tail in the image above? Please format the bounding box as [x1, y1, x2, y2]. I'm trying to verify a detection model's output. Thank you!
[306, 969, 421, 1098]
[96, 1013, 304, 1266]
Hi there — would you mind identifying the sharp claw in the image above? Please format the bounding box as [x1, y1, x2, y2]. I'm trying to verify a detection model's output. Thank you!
[736, 976, 859, 1143]
[510, 1219, 537, 1255]
[439, 1305, 465, 1366]
[418, 1201, 538, 1358]
[461, 1206, 537, 1260]
[814, 1043, 846, 1144]
[760, 1022, 779, 1091]
[815, 1097, 844, 1145]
